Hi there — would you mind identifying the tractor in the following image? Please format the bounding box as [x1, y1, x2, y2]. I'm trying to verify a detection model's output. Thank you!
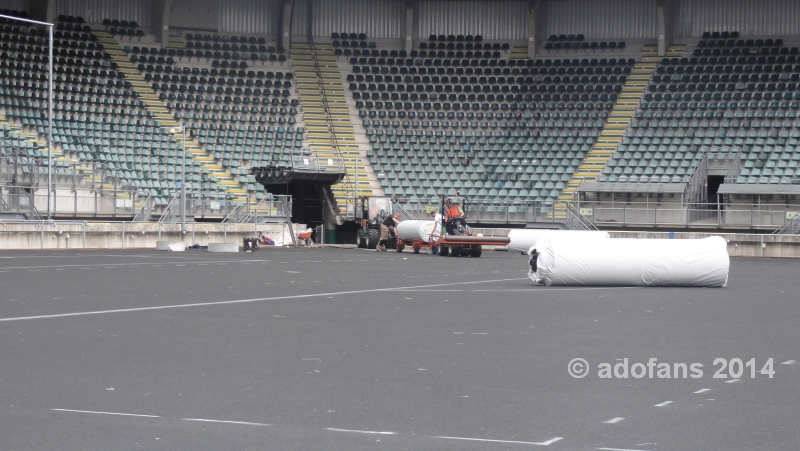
[356, 196, 400, 250]
[437, 194, 510, 257]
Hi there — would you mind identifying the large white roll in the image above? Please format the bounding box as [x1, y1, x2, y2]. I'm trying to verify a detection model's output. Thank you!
[397, 220, 437, 243]
[528, 236, 729, 287]
[508, 229, 610, 251]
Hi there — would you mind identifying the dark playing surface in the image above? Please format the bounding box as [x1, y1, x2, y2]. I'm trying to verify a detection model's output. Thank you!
[0, 248, 797, 451]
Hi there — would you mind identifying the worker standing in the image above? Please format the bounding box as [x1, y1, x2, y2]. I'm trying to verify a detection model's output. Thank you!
[377, 213, 400, 251]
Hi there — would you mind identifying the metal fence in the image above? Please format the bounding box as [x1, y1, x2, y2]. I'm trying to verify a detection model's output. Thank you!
[576, 201, 800, 230]
[221, 195, 292, 223]
[0, 186, 282, 220]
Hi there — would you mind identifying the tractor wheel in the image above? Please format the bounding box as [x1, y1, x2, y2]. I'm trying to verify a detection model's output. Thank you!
[469, 245, 482, 258]
[448, 245, 461, 257]
[367, 228, 380, 249]
[438, 244, 449, 257]
[413, 244, 420, 254]
[397, 242, 405, 252]
[356, 229, 367, 248]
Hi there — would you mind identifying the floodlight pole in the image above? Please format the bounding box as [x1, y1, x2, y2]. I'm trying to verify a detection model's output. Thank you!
[0, 15, 55, 219]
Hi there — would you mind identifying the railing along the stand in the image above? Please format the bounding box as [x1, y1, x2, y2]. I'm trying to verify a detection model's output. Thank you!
[308, 39, 355, 219]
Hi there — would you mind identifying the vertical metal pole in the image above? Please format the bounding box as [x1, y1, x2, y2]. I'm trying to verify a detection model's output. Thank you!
[181, 126, 186, 232]
[354, 154, 358, 217]
[47, 24, 53, 220]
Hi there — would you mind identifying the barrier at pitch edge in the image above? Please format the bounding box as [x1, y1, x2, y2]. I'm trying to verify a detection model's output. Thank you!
[156, 241, 185, 251]
[507, 229, 610, 251]
[527, 236, 729, 287]
[208, 243, 239, 253]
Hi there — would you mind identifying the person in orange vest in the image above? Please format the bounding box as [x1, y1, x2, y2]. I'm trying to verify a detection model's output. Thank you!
[444, 199, 464, 235]
[446, 200, 463, 220]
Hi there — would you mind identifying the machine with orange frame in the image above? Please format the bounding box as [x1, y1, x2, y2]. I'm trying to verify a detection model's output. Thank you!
[436, 194, 510, 257]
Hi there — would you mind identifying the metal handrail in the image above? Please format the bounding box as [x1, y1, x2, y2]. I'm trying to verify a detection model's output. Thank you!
[158, 195, 179, 224]
[558, 200, 599, 231]
[392, 201, 418, 220]
[132, 194, 154, 222]
[307, 39, 355, 218]
[220, 203, 245, 223]
[239, 196, 269, 223]
[773, 212, 800, 235]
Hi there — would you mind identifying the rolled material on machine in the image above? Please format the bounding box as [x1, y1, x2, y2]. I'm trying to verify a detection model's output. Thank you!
[396, 220, 437, 243]
[508, 229, 610, 251]
[528, 236, 729, 287]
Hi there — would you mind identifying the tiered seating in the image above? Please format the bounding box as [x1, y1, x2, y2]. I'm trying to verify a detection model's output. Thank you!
[0, 8, 29, 19]
[544, 34, 626, 54]
[183, 33, 287, 65]
[349, 36, 634, 203]
[121, 34, 305, 192]
[101, 18, 145, 41]
[0, 121, 78, 185]
[1, 19, 234, 205]
[603, 34, 800, 185]
[332, 32, 377, 55]
[693, 32, 797, 57]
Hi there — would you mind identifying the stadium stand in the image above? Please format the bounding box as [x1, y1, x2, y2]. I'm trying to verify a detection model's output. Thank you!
[543, 34, 627, 55]
[4, 1, 799, 232]
[99, 26, 293, 205]
[119, 36, 302, 199]
[601, 34, 800, 186]
[343, 33, 635, 206]
[293, 40, 375, 212]
[1, 14, 257, 211]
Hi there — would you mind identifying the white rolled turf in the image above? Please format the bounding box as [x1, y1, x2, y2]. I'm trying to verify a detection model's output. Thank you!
[528, 236, 729, 287]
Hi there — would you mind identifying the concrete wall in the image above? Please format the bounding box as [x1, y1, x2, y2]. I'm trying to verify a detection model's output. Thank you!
[2, 223, 799, 258]
[606, 231, 800, 258]
[0, 222, 306, 250]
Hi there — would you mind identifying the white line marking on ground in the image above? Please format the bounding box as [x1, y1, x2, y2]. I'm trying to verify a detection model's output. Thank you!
[285, 270, 301, 273]
[471, 287, 638, 292]
[654, 401, 673, 407]
[325, 428, 396, 435]
[726, 378, 740, 383]
[52, 408, 160, 418]
[598, 448, 653, 451]
[433, 436, 563, 446]
[781, 360, 795, 364]
[603, 417, 625, 424]
[0, 259, 270, 271]
[404, 289, 462, 292]
[694, 388, 711, 393]
[182, 418, 271, 427]
[0, 277, 526, 322]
